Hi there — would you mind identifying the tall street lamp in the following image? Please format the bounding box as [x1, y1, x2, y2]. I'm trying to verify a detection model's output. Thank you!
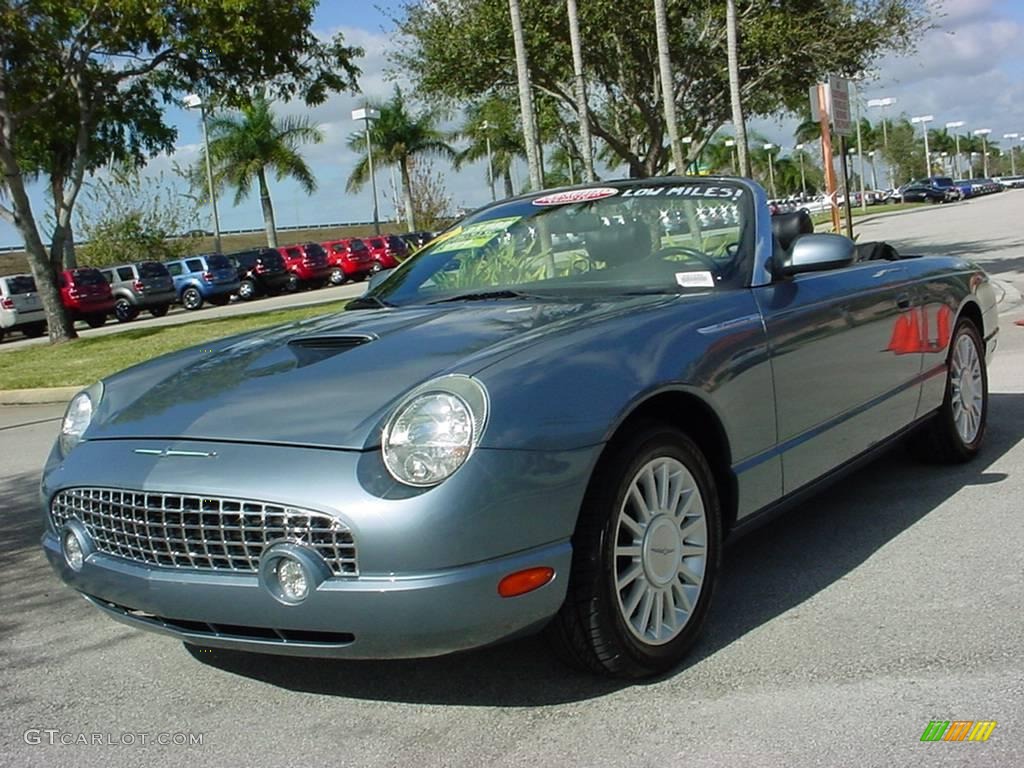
[945, 120, 965, 179]
[794, 143, 807, 198]
[1002, 133, 1019, 176]
[867, 96, 895, 186]
[480, 120, 496, 201]
[973, 128, 992, 177]
[763, 143, 776, 198]
[183, 93, 222, 254]
[724, 139, 737, 175]
[682, 135, 694, 174]
[353, 107, 382, 234]
[911, 115, 934, 176]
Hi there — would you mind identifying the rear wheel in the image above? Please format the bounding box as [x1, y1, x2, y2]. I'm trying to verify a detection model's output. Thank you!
[546, 424, 721, 678]
[114, 298, 139, 323]
[149, 304, 170, 318]
[181, 287, 203, 311]
[84, 313, 106, 328]
[329, 268, 346, 286]
[237, 279, 257, 300]
[910, 318, 987, 462]
[22, 322, 47, 338]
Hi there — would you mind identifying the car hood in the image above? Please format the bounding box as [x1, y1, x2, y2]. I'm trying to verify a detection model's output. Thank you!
[87, 297, 678, 449]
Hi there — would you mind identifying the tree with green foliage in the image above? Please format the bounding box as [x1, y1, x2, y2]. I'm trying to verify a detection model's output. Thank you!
[347, 88, 455, 232]
[455, 96, 527, 199]
[395, 0, 929, 178]
[0, 1, 361, 343]
[196, 95, 322, 248]
[76, 163, 200, 267]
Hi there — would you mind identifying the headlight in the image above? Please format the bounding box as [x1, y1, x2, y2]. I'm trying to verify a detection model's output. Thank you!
[59, 382, 102, 455]
[382, 375, 488, 487]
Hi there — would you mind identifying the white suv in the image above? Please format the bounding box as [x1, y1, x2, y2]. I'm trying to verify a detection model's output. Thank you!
[0, 274, 46, 343]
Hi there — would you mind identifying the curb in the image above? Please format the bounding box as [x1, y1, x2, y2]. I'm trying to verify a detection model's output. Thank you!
[0, 386, 81, 405]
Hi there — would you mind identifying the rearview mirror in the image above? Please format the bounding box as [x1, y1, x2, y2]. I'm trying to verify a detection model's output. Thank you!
[780, 233, 855, 277]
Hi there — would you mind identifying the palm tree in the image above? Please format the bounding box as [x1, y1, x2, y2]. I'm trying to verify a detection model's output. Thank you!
[726, 0, 750, 177]
[654, 0, 684, 173]
[201, 95, 322, 248]
[508, 0, 543, 189]
[456, 96, 526, 199]
[566, 0, 595, 182]
[347, 88, 455, 232]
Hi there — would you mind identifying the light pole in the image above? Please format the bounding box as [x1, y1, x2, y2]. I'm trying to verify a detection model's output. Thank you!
[183, 93, 222, 254]
[763, 143, 776, 198]
[480, 120, 496, 200]
[353, 107, 381, 234]
[945, 120, 965, 178]
[973, 128, 992, 177]
[724, 139, 737, 175]
[1002, 133, 1019, 176]
[794, 143, 807, 198]
[867, 96, 895, 187]
[911, 115, 934, 176]
[682, 135, 694, 174]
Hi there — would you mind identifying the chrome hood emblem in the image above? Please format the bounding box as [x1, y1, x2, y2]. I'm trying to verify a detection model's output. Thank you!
[133, 448, 218, 458]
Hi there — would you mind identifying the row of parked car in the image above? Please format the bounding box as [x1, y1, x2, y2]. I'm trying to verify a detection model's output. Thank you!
[0, 230, 436, 342]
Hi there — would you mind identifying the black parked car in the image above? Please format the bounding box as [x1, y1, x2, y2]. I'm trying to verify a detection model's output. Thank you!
[897, 177, 961, 204]
[399, 230, 436, 251]
[228, 248, 292, 301]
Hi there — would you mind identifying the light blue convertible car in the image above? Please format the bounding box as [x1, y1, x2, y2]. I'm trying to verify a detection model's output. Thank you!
[42, 177, 998, 678]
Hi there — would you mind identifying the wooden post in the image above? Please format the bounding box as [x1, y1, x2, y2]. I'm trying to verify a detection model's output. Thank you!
[817, 83, 842, 233]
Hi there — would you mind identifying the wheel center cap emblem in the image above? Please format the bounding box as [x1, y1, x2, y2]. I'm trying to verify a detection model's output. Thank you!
[642, 516, 681, 587]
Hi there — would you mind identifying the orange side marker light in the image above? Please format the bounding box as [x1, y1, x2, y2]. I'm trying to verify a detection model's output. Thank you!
[498, 567, 555, 598]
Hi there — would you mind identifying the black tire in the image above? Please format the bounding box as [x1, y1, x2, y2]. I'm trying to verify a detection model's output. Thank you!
[546, 423, 722, 678]
[114, 298, 139, 323]
[181, 287, 204, 311]
[0, 326, 5, 343]
[22, 321, 47, 338]
[286, 274, 300, 292]
[237, 279, 257, 301]
[84, 313, 106, 329]
[149, 304, 170, 318]
[909, 318, 988, 463]
[329, 268, 346, 286]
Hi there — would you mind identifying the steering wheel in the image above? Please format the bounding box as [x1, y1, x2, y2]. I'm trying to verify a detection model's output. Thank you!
[649, 246, 720, 275]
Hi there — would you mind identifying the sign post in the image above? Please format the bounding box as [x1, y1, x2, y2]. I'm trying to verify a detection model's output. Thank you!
[813, 83, 842, 234]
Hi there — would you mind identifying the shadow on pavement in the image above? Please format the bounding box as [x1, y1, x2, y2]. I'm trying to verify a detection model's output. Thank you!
[181, 392, 1023, 705]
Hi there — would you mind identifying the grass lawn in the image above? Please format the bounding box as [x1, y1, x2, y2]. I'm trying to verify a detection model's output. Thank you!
[1, 299, 352, 390]
[811, 201, 926, 228]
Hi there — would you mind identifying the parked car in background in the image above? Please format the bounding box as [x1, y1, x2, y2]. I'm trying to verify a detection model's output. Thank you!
[229, 248, 292, 301]
[0, 274, 46, 342]
[321, 238, 375, 285]
[58, 267, 114, 328]
[952, 180, 976, 199]
[364, 235, 408, 271]
[896, 178, 960, 204]
[278, 242, 332, 290]
[163, 254, 240, 311]
[399, 231, 436, 250]
[100, 261, 176, 323]
[995, 175, 1024, 189]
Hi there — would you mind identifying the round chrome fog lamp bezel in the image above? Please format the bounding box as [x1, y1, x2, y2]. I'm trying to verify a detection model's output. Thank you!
[60, 520, 93, 572]
[258, 543, 332, 606]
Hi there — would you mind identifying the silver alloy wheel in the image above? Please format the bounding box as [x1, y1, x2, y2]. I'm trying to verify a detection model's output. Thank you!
[950, 330, 984, 444]
[238, 280, 255, 299]
[613, 456, 707, 646]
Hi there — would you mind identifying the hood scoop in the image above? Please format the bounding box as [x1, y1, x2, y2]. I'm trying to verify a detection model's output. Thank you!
[287, 333, 376, 367]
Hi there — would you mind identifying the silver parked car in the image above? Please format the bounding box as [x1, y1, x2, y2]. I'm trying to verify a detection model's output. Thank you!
[100, 261, 176, 322]
[0, 273, 46, 342]
[41, 177, 998, 678]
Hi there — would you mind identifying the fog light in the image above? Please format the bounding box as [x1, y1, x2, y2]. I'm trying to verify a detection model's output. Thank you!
[276, 558, 309, 601]
[63, 530, 84, 571]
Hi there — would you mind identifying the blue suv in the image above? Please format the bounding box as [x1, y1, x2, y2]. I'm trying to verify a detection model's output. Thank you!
[164, 254, 240, 310]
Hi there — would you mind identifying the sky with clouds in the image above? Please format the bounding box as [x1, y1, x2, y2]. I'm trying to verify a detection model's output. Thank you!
[3, 0, 1023, 247]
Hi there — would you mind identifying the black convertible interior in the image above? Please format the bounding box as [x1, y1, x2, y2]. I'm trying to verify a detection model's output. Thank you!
[771, 210, 903, 268]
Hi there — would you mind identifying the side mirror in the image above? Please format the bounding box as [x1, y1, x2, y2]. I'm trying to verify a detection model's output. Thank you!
[779, 233, 855, 277]
[366, 268, 393, 291]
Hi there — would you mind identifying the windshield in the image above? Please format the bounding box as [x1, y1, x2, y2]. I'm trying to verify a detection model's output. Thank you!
[366, 181, 752, 307]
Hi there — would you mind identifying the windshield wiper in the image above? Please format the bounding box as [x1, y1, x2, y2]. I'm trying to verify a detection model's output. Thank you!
[428, 289, 539, 304]
[345, 294, 392, 310]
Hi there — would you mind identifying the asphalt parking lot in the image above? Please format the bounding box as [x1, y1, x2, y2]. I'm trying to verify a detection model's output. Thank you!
[1, 195, 1022, 766]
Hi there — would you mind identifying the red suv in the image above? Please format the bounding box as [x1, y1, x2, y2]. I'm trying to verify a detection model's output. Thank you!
[277, 242, 332, 289]
[321, 238, 375, 285]
[363, 235, 409, 272]
[58, 267, 115, 328]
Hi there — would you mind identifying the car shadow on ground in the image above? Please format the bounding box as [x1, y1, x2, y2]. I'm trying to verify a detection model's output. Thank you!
[174, 392, 1023, 705]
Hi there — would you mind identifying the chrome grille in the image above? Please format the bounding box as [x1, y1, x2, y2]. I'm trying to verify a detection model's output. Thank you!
[51, 487, 357, 576]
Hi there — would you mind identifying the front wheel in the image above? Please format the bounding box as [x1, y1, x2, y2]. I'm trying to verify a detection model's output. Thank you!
[237, 279, 257, 301]
[286, 274, 300, 292]
[149, 304, 170, 318]
[84, 313, 106, 329]
[546, 424, 722, 678]
[181, 287, 204, 311]
[910, 319, 988, 462]
[22, 322, 47, 338]
[329, 268, 346, 286]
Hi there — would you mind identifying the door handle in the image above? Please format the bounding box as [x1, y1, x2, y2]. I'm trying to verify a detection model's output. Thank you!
[896, 294, 912, 311]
